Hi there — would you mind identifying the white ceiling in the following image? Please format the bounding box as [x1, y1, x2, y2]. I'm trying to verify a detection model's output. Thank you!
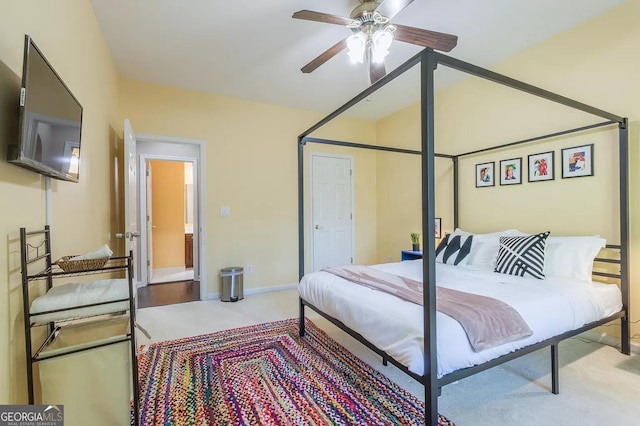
[90, 0, 626, 121]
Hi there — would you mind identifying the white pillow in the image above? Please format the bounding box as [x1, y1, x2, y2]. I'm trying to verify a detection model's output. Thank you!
[452, 228, 521, 237]
[544, 236, 606, 282]
[464, 234, 501, 270]
[452, 228, 523, 271]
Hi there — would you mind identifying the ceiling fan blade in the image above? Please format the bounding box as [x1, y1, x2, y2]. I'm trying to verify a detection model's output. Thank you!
[292, 10, 355, 27]
[394, 25, 458, 52]
[370, 61, 386, 84]
[301, 38, 348, 74]
[375, 0, 415, 20]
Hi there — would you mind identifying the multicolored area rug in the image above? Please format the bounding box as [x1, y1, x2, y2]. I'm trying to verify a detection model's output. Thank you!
[136, 318, 454, 425]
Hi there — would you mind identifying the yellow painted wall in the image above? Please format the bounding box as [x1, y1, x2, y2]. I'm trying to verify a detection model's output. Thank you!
[118, 79, 378, 293]
[150, 160, 186, 268]
[0, 0, 120, 410]
[375, 1, 640, 343]
[375, 102, 455, 262]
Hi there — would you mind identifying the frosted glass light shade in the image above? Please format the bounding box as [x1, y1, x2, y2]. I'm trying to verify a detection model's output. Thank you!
[371, 30, 393, 63]
[347, 33, 366, 63]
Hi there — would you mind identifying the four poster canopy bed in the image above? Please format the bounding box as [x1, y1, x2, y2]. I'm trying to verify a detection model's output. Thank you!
[296, 49, 630, 426]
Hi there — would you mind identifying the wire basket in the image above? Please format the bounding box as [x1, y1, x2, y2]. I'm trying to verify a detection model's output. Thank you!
[55, 256, 109, 272]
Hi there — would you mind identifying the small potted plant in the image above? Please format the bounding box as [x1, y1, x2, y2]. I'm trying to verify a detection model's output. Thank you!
[410, 233, 420, 251]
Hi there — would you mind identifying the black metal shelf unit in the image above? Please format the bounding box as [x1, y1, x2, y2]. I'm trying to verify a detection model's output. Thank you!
[20, 226, 140, 426]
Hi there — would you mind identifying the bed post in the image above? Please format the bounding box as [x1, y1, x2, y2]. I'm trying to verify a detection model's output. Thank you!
[619, 118, 630, 355]
[298, 136, 305, 282]
[551, 344, 559, 394]
[298, 136, 306, 337]
[421, 48, 439, 426]
[299, 298, 306, 337]
[453, 157, 459, 230]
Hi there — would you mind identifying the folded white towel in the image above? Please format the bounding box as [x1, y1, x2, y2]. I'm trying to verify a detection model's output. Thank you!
[70, 244, 113, 261]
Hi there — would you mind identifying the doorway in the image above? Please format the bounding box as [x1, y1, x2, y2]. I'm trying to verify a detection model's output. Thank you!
[134, 134, 207, 300]
[145, 159, 195, 284]
[310, 152, 354, 271]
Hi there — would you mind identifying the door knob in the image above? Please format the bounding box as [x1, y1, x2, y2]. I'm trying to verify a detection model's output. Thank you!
[116, 231, 141, 241]
[315, 225, 320, 229]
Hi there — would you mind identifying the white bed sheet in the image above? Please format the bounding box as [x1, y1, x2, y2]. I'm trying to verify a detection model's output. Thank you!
[298, 260, 622, 377]
[30, 279, 130, 324]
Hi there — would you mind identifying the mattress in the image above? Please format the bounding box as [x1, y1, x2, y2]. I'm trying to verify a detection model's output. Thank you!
[30, 279, 130, 324]
[298, 260, 622, 377]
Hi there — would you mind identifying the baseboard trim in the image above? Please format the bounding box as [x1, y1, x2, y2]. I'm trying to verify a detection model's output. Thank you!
[579, 330, 640, 355]
[205, 283, 298, 301]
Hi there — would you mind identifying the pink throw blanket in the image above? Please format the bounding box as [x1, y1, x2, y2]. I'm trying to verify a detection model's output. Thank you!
[321, 265, 533, 352]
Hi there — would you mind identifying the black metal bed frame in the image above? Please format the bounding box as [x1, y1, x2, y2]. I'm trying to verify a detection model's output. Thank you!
[296, 49, 630, 426]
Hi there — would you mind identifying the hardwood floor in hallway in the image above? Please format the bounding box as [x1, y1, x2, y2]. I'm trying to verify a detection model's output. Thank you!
[137, 280, 200, 308]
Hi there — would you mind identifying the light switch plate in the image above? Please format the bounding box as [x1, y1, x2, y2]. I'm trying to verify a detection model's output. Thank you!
[220, 206, 230, 216]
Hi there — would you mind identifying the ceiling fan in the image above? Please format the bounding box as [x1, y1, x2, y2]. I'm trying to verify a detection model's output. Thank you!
[293, 0, 458, 84]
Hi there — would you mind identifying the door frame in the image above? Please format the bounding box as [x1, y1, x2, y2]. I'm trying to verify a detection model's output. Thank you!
[145, 159, 153, 283]
[135, 133, 207, 301]
[309, 151, 355, 272]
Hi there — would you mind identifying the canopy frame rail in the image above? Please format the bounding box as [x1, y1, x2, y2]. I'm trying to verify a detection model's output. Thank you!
[455, 120, 617, 158]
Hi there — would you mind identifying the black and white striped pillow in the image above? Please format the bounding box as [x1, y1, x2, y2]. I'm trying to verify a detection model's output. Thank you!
[495, 232, 550, 279]
[436, 234, 473, 266]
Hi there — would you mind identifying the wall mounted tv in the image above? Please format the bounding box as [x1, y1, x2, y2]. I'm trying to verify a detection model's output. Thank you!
[7, 35, 83, 183]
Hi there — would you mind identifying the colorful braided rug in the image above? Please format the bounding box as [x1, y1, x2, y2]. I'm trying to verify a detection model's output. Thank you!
[136, 318, 455, 425]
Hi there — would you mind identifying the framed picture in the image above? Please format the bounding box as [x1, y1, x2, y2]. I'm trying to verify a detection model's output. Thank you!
[562, 144, 593, 178]
[499, 158, 522, 185]
[475, 162, 494, 187]
[528, 151, 554, 182]
[435, 218, 441, 239]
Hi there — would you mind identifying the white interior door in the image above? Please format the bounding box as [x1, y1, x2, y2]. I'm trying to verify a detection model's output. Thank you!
[122, 119, 140, 281]
[145, 160, 153, 282]
[311, 154, 354, 271]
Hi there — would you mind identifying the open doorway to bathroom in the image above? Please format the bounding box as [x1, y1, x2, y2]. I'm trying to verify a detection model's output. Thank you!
[146, 159, 195, 284]
[133, 133, 207, 304]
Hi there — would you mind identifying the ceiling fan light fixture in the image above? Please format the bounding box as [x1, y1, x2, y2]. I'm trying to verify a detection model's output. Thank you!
[346, 33, 366, 63]
[294, 0, 458, 80]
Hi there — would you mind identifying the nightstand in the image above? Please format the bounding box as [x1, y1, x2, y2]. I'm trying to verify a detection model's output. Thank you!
[401, 250, 423, 261]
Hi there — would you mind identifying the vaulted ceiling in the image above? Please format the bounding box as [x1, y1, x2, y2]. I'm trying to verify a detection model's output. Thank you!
[90, 0, 626, 120]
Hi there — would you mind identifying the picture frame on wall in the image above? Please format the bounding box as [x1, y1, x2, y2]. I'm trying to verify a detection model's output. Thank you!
[435, 218, 441, 239]
[475, 162, 494, 187]
[562, 144, 593, 178]
[499, 158, 522, 185]
[528, 151, 554, 182]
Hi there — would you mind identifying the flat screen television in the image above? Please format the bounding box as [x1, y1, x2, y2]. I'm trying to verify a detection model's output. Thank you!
[7, 35, 83, 183]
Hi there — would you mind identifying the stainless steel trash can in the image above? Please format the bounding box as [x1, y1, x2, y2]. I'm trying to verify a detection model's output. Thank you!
[220, 267, 244, 302]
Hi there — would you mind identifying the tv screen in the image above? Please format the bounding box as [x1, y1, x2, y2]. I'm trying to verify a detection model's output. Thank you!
[7, 35, 83, 182]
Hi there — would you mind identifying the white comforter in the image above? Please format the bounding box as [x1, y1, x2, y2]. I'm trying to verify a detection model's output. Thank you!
[298, 260, 622, 377]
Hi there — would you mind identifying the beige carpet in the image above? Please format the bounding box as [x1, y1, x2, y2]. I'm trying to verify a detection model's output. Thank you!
[137, 289, 640, 426]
